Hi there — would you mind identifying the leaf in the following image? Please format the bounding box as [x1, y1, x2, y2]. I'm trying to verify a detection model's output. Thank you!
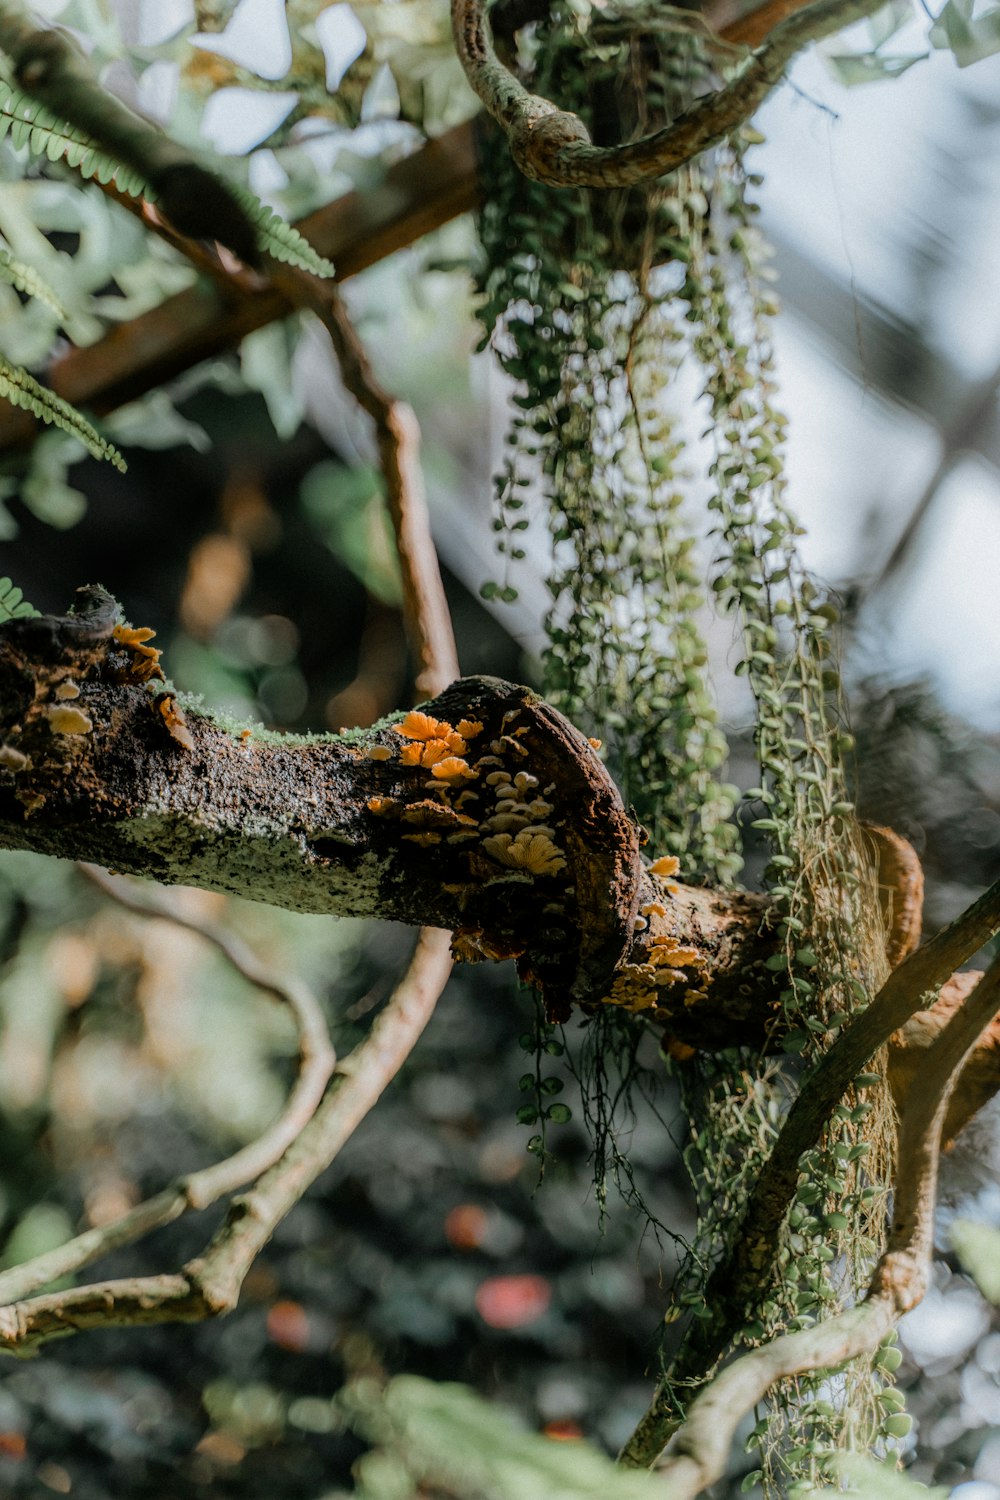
[0, 576, 39, 621]
[0, 247, 66, 318]
[0, 357, 126, 471]
[950, 1217, 1000, 1303]
[867, 0, 917, 47]
[837, 1454, 948, 1498]
[346, 1375, 667, 1500]
[825, 49, 927, 84]
[229, 187, 335, 277]
[930, 0, 1000, 63]
[240, 321, 306, 439]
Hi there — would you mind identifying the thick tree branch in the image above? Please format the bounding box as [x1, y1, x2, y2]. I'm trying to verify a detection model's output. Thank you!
[0, 928, 451, 1354]
[451, 0, 884, 187]
[6, 593, 1000, 1094]
[653, 953, 1000, 1496]
[0, 600, 647, 1017]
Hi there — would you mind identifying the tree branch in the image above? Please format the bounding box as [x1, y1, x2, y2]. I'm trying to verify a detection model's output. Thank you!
[653, 955, 1000, 1496]
[451, 0, 885, 188]
[620, 873, 1000, 1467]
[0, 602, 647, 1016]
[6, 594, 1000, 1094]
[0, 928, 451, 1353]
[266, 266, 460, 700]
[0, 867, 334, 1305]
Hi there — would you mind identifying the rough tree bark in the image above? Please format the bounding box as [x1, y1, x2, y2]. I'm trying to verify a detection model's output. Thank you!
[2, 590, 999, 1143]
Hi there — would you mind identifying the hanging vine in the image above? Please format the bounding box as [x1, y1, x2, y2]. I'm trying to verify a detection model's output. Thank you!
[475, 2, 901, 1489]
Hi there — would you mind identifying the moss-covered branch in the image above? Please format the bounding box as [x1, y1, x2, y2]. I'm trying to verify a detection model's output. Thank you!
[5, 590, 1000, 1098]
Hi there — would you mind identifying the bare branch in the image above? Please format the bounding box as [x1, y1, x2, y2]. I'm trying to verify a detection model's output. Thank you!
[451, 0, 885, 188]
[266, 265, 460, 700]
[0, 929, 451, 1354]
[0, 870, 335, 1306]
[78, 866, 337, 1206]
[893, 971, 1000, 1146]
[650, 954, 1000, 1495]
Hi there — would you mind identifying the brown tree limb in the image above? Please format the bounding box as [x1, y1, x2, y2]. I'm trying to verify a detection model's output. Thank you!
[892, 970, 1000, 1148]
[266, 266, 460, 700]
[450, 0, 885, 188]
[652, 953, 1000, 1495]
[620, 873, 1000, 1467]
[0, 928, 451, 1354]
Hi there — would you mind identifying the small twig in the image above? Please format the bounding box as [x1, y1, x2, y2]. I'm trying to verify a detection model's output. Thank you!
[451, 0, 884, 187]
[621, 872, 1000, 1467]
[79, 866, 336, 1206]
[266, 264, 459, 699]
[0, 928, 451, 1353]
[0, 868, 336, 1307]
[652, 952, 1000, 1496]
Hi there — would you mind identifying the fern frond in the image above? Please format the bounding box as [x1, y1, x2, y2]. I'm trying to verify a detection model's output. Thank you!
[0, 79, 143, 195]
[0, 245, 66, 318]
[0, 80, 334, 277]
[229, 188, 335, 278]
[0, 357, 126, 471]
[0, 575, 39, 621]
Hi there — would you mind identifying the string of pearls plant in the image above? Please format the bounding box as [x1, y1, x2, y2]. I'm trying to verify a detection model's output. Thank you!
[475, 2, 902, 1490]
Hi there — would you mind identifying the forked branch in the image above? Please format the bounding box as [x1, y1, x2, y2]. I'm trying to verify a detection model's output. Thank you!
[0, 928, 451, 1353]
[621, 873, 1000, 1467]
[651, 952, 1000, 1496]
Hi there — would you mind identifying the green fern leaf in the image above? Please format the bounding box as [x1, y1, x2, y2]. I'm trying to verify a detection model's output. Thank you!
[0, 80, 138, 197]
[230, 188, 335, 277]
[0, 247, 66, 318]
[0, 79, 333, 278]
[0, 575, 39, 621]
[0, 357, 126, 472]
